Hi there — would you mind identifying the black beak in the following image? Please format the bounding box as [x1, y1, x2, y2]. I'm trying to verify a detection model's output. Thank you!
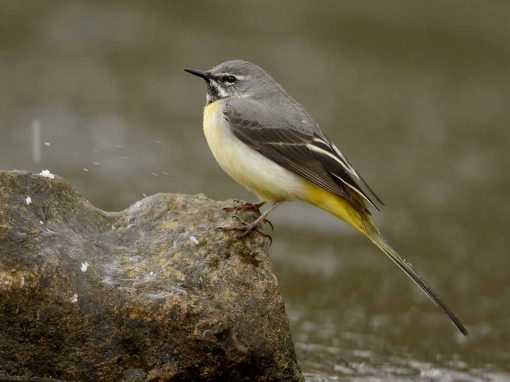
[184, 68, 210, 80]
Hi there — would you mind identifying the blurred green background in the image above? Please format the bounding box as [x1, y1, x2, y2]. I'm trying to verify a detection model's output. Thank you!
[1, 1, 509, 380]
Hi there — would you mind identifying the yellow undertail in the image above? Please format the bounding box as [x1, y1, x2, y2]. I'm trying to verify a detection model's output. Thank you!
[304, 182, 468, 335]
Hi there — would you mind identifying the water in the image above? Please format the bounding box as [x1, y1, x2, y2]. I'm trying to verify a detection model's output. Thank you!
[1, 1, 509, 380]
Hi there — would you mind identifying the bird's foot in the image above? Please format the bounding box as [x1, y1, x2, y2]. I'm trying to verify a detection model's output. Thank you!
[217, 215, 273, 244]
[222, 200, 265, 215]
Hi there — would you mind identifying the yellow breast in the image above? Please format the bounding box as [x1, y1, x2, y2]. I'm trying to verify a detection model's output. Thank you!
[203, 101, 222, 152]
[203, 101, 250, 189]
[202, 100, 308, 202]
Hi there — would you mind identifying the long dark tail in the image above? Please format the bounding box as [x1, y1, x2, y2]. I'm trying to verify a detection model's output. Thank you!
[310, 185, 468, 335]
[366, 226, 468, 335]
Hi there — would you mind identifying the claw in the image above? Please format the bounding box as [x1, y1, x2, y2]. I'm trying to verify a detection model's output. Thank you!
[217, 215, 271, 241]
[218, 201, 281, 245]
[231, 215, 247, 224]
[218, 220, 266, 237]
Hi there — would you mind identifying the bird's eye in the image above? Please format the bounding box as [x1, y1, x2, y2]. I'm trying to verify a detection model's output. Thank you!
[224, 75, 236, 84]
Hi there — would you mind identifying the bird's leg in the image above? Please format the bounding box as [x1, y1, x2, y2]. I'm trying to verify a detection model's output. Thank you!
[218, 201, 282, 239]
[222, 200, 265, 215]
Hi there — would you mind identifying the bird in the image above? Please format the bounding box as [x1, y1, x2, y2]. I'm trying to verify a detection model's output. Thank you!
[184, 60, 468, 336]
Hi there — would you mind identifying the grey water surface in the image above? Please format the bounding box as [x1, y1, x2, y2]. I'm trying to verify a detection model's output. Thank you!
[1, 1, 509, 380]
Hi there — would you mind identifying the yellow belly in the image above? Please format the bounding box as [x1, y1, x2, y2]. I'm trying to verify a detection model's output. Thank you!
[202, 101, 308, 202]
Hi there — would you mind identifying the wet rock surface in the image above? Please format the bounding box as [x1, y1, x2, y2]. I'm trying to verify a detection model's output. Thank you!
[0, 171, 302, 382]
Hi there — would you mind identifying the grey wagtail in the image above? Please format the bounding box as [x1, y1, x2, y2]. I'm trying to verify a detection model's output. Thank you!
[184, 60, 468, 335]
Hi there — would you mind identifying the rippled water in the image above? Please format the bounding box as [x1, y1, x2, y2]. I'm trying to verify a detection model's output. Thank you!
[1, 1, 509, 380]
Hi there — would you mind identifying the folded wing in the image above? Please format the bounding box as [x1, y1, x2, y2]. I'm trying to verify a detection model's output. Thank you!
[223, 102, 383, 213]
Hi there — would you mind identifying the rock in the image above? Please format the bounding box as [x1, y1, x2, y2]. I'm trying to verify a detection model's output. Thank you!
[0, 171, 302, 382]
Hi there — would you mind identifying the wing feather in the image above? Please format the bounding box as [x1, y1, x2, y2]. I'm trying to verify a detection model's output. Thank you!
[223, 102, 382, 213]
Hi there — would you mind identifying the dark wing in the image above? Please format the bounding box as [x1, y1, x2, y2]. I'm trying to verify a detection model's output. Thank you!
[223, 104, 382, 213]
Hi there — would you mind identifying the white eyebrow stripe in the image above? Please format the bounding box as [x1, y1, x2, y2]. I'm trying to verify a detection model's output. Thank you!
[215, 73, 250, 80]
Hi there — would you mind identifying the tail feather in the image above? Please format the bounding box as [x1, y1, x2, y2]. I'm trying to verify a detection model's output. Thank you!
[365, 227, 468, 335]
[307, 184, 468, 335]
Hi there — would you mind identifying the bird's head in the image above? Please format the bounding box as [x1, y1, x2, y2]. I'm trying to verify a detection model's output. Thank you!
[185, 60, 279, 104]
